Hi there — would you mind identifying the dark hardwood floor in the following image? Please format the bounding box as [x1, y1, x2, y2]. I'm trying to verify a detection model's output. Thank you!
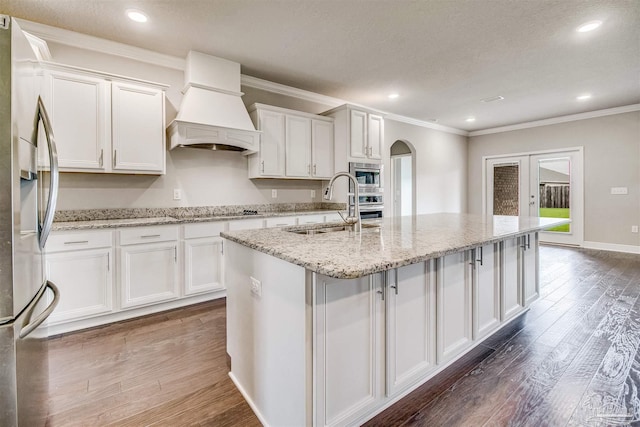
[46, 245, 640, 426]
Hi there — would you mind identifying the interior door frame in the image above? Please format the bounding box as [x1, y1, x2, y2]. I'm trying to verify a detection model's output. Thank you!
[482, 146, 584, 246]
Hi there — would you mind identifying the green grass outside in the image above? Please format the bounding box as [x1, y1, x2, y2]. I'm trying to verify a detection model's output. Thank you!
[539, 208, 570, 232]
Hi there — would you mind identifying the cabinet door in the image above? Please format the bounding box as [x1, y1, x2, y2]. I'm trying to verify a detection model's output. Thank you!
[436, 251, 473, 363]
[472, 244, 501, 340]
[386, 262, 436, 396]
[47, 70, 110, 171]
[312, 119, 334, 178]
[314, 274, 385, 427]
[120, 241, 179, 309]
[45, 248, 113, 323]
[184, 236, 224, 296]
[349, 109, 368, 159]
[501, 237, 524, 321]
[367, 114, 384, 160]
[285, 115, 312, 177]
[259, 110, 286, 176]
[111, 82, 165, 173]
[521, 233, 539, 307]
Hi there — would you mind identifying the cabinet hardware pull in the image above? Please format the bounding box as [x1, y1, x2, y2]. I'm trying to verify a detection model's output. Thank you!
[261, 160, 265, 173]
[140, 234, 161, 239]
[113, 150, 117, 167]
[99, 149, 104, 167]
[64, 240, 89, 245]
[107, 252, 110, 270]
[174, 246, 177, 262]
[477, 246, 483, 266]
[313, 164, 317, 175]
[527, 234, 531, 249]
[221, 240, 224, 255]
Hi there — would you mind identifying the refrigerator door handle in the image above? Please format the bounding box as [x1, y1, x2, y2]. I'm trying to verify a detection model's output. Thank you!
[37, 96, 59, 249]
[19, 281, 59, 339]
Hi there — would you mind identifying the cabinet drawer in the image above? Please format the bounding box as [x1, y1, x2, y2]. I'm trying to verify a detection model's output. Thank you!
[184, 222, 226, 239]
[265, 216, 297, 227]
[297, 214, 326, 225]
[228, 219, 264, 231]
[119, 225, 178, 246]
[47, 230, 113, 252]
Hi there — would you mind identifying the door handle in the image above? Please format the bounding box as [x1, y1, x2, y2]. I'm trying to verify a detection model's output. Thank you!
[19, 281, 60, 339]
[36, 96, 59, 250]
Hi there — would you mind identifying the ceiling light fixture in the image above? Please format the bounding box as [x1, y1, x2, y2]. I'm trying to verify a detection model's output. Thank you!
[465, 117, 476, 123]
[576, 20, 602, 32]
[126, 9, 148, 23]
[480, 95, 504, 103]
[576, 94, 592, 101]
[388, 93, 399, 99]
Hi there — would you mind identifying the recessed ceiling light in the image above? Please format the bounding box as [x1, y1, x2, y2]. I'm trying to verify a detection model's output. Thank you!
[576, 20, 602, 33]
[576, 94, 592, 101]
[480, 95, 504, 103]
[466, 117, 476, 123]
[126, 9, 148, 23]
[388, 93, 399, 99]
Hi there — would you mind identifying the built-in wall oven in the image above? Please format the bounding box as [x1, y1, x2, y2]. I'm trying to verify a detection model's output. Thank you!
[349, 162, 384, 219]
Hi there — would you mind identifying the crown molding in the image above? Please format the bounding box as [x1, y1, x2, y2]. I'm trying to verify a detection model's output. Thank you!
[240, 75, 345, 108]
[16, 18, 185, 70]
[384, 114, 469, 136]
[469, 104, 640, 137]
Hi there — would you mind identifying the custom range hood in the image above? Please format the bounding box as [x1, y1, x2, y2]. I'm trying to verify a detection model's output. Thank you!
[167, 51, 259, 153]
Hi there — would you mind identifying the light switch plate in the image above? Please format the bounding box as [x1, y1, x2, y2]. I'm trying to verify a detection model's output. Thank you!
[632, 225, 639, 233]
[311, 190, 316, 198]
[173, 189, 182, 200]
[611, 187, 628, 195]
[271, 189, 277, 198]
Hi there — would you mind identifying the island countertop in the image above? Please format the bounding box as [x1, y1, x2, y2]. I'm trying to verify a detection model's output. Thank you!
[221, 213, 570, 279]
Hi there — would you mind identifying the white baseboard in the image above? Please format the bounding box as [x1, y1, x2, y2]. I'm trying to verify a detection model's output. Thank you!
[583, 241, 640, 254]
[228, 372, 270, 427]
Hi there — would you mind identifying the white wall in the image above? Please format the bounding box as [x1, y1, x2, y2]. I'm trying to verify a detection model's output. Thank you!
[384, 120, 468, 215]
[468, 111, 640, 248]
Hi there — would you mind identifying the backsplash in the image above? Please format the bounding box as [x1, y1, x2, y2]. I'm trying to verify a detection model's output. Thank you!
[54, 202, 346, 222]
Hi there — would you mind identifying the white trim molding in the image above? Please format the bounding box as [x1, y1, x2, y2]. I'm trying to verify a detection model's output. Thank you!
[240, 75, 344, 108]
[469, 104, 640, 137]
[385, 114, 469, 136]
[583, 241, 640, 255]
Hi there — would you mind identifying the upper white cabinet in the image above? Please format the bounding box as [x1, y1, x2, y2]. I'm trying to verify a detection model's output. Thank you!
[248, 103, 334, 179]
[42, 64, 167, 175]
[323, 104, 384, 164]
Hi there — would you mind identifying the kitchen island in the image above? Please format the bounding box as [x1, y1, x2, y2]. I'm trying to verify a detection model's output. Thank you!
[221, 213, 569, 427]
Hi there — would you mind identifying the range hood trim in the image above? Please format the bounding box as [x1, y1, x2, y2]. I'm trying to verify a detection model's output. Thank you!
[167, 119, 260, 155]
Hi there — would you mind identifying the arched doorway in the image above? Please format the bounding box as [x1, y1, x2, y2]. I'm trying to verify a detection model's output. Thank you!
[390, 140, 416, 217]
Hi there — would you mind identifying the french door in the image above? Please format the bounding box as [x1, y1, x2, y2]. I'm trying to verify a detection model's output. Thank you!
[485, 148, 583, 246]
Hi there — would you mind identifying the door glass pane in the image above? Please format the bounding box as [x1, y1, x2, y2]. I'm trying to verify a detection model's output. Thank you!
[537, 158, 570, 233]
[493, 164, 519, 216]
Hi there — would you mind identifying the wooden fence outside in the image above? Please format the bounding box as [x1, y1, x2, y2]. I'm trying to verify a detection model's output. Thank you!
[539, 184, 570, 209]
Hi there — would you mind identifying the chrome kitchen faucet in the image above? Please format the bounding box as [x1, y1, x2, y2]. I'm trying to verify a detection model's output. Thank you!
[324, 172, 361, 233]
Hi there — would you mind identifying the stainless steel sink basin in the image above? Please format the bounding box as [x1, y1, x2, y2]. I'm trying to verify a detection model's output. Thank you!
[288, 223, 381, 235]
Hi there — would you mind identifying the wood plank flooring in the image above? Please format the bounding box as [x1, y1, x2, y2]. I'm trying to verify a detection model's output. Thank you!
[46, 245, 640, 426]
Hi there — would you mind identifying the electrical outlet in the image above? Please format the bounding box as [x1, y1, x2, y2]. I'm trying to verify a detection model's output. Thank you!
[311, 190, 316, 198]
[250, 276, 262, 297]
[632, 225, 639, 233]
[173, 189, 182, 200]
[271, 189, 277, 198]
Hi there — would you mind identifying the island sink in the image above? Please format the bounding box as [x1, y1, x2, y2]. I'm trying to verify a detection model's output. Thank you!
[287, 222, 381, 235]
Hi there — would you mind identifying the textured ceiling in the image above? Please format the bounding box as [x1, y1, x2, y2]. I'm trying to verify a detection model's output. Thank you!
[1, 0, 638, 131]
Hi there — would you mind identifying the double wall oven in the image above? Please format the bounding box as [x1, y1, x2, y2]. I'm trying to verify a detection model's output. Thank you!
[349, 162, 384, 219]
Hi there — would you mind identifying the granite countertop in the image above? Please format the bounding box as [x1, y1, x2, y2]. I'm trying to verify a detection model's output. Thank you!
[221, 213, 571, 279]
[51, 203, 345, 231]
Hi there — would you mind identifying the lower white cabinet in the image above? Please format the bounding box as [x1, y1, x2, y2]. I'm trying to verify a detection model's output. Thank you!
[472, 243, 501, 339]
[184, 223, 225, 296]
[436, 251, 473, 363]
[501, 237, 525, 321]
[45, 245, 113, 324]
[385, 262, 436, 395]
[521, 233, 539, 307]
[314, 274, 385, 427]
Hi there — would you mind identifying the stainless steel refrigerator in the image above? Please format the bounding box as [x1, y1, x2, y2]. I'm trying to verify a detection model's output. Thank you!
[0, 16, 61, 427]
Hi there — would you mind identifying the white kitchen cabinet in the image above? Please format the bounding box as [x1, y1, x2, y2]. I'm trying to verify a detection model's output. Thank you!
[45, 69, 110, 171]
[265, 216, 297, 227]
[42, 63, 167, 175]
[119, 226, 180, 309]
[324, 104, 384, 164]
[45, 230, 114, 324]
[285, 115, 312, 177]
[297, 214, 326, 225]
[471, 243, 501, 340]
[183, 222, 226, 296]
[228, 218, 264, 231]
[324, 212, 343, 223]
[436, 251, 473, 363]
[248, 104, 334, 179]
[520, 232, 539, 307]
[385, 262, 436, 396]
[249, 108, 286, 177]
[311, 119, 334, 178]
[314, 274, 385, 427]
[111, 81, 165, 173]
[500, 237, 524, 321]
